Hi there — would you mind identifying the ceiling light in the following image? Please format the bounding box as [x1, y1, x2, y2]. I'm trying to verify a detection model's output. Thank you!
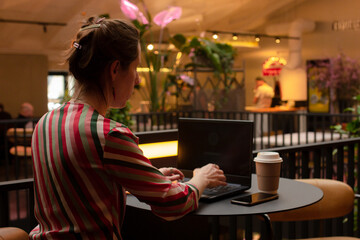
[212, 32, 218, 40]
[232, 34, 238, 41]
[147, 44, 154, 51]
[255, 35, 260, 42]
[275, 37, 280, 44]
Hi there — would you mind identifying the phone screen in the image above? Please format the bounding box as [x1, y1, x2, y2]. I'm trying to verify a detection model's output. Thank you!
[231, 192, 278, 206]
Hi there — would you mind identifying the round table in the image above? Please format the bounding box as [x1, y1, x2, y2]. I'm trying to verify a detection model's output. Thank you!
[126, 175, 323, 240]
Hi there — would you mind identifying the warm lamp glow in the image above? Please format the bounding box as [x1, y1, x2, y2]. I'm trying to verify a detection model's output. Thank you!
[262, 56, 287, 76]
[147, 44, 154, 51]
[139, 141, 178, 159]
[279, 68, 307, 101]
[220, 40, 259, 48]
[137, 67, 172, 72]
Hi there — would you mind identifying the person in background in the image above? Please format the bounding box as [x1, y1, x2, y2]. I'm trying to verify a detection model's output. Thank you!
[17, 102, 34, 128]
[30, 17, 227, 239]
[253, 76, 274, 108]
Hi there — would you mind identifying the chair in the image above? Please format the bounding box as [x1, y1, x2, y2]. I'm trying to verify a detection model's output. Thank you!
[267, 179, 358, 239]
[0, 227, 28, 240]
[6, 128, 33, 178]
[6, 128, 33, 148]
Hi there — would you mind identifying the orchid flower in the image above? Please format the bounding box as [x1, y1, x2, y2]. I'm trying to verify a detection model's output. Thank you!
[180, 74, 194, 86]
[119, 0, 149, 25]
[153, 6, 182, 28]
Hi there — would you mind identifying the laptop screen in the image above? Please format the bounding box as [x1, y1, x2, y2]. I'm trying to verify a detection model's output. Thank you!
[177, 118, 254, 185]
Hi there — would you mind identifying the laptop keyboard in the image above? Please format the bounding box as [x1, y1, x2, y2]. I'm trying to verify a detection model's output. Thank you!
[202, 183, 243, 197]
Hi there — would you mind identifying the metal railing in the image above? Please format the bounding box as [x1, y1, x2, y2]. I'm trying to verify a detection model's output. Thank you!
[1, 129, 360, 238]
[0, 111, 357, 180]
[130, 111, 354, 149]
[0, 178, 36, 233]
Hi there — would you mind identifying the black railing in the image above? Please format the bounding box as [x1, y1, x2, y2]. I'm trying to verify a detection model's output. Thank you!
[130, 111, 354, 149]
[0, 111, 358, 181]
[1, 129, 360, 238]
[0, 178, 36, 233]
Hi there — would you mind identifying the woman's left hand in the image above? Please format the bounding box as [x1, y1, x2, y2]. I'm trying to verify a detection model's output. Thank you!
[159, 167, 184, 181]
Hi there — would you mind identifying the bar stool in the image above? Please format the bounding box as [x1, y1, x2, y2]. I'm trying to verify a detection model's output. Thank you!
[0, 227, 28, 240]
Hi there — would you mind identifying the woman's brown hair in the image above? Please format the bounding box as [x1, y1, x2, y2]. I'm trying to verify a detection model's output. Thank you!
[67, 17, 139, 105]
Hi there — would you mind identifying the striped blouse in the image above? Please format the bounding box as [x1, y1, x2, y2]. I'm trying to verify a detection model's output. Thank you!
[29, 102, 199, 240]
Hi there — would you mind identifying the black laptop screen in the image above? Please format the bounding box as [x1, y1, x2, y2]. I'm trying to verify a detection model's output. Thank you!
[177, 118, 253, 184]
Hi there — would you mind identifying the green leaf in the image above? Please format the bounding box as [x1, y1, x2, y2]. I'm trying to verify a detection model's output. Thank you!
[344, 107, 355, 112]
[208, 52, 222, 72]
[354, 94, 360, 101]
[332, 148, 338, 155]
[169, 34, 187, 50]
[330, 124, 342, 130]
[189, 37, 201, 48]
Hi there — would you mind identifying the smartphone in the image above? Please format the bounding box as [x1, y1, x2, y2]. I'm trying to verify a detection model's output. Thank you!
[231, 192, 278, 206]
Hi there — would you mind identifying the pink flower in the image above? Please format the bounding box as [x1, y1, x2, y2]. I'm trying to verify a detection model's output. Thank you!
[188, 48, 195, 58]
[153, 6, 182, 27]
[119, 0, 149, 24]
[180, 74, 194, 86]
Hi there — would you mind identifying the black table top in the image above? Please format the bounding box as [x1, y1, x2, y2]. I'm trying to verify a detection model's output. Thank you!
[126, 174, 323, 216]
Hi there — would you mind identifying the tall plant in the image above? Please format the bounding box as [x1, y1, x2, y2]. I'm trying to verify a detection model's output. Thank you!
[119, 0, 182, 112]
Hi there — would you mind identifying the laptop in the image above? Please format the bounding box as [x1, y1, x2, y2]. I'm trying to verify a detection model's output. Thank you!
[177, 118, 254, 202]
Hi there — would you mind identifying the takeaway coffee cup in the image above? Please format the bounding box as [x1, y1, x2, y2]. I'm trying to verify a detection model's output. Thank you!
[254, 152, 283, 194]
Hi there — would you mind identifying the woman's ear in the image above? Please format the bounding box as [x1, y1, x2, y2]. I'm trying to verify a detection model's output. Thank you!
[110, 60, 120, 82]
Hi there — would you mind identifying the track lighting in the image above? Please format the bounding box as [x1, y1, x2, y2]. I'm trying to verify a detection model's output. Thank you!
[0, 18, 66, 33]
[205, 30, 299, 44]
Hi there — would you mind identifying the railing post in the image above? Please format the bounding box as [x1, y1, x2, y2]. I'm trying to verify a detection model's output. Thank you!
[325, 146, 333, 179]
[301, 151, 310, 179]
[0, 190, 9, 227]
[337, 146, 344, 181]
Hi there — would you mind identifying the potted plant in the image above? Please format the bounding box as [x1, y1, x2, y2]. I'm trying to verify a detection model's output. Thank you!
[331, 94, 360, 137]
[166, 34, 237, 110]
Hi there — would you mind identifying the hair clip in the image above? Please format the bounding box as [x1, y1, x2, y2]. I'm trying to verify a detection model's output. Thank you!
[95, 17, 105, 24]
[80, 24, 101, 31]
[73, 42, 82, 49]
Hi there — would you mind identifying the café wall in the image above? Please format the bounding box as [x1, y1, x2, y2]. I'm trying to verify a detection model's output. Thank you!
[0, 54, 48, 118]
[241, 0, 360, 107]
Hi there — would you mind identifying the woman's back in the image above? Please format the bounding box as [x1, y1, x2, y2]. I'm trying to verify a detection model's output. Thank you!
[30, 102, 199, 239]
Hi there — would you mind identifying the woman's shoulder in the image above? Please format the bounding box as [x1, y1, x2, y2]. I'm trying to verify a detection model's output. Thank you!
[106, 120, 139, 145]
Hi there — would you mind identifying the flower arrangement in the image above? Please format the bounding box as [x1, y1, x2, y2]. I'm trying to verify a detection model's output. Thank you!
[329, 53, 360, 99]
[309, 53, 360, 101]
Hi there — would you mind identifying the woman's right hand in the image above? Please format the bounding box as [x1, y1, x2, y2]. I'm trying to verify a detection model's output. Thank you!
[187, 163, 227, 196]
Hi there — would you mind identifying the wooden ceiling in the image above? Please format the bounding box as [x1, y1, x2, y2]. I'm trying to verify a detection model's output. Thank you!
[0, 0, 309, 63]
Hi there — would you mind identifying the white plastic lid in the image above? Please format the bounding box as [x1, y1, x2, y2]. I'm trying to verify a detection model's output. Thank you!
[254, 152, 283, 163]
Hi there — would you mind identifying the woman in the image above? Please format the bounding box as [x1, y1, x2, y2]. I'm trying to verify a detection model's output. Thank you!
[30, 17, 226, 239]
